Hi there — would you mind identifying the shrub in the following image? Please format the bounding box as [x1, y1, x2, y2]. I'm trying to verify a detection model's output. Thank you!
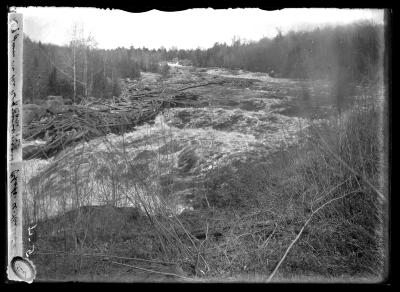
[194, 92, 385, 280]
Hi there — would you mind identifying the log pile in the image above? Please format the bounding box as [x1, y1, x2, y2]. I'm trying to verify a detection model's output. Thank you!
[221, 77, 258, 88]
[23, 82, 220, 160]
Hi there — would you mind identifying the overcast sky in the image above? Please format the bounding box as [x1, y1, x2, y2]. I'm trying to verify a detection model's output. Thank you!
[15, 7, 384, 50]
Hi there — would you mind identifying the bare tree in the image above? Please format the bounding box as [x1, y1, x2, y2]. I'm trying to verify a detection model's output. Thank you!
[71, 24, 78, 103]
[68, 23, 97, 103]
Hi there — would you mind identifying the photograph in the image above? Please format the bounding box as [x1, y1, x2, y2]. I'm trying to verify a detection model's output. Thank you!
[9, 6, 389, 283]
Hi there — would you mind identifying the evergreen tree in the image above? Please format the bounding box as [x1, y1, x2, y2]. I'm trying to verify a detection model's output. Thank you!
[48, 66, 59, 95]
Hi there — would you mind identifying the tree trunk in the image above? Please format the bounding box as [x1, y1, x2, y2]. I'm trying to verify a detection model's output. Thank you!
[84, 48, 88, 98]
[73, 43, 76, 104]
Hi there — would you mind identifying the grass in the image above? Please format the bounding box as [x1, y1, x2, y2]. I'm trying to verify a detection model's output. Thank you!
[214, 93, 386, 281]
[189, 90, 386, 281]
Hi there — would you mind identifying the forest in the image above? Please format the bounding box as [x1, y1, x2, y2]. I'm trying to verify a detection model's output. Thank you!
[23, 20, 383, 104]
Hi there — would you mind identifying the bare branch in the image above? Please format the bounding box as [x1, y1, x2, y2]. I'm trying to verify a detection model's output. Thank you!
[267, 189, 362, 282]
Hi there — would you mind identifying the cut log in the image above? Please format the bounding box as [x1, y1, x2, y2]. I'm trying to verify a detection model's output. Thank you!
[23, 81, 221, 160]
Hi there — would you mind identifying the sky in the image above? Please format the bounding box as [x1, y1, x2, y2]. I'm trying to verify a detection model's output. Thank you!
[15, 7, 385, 50]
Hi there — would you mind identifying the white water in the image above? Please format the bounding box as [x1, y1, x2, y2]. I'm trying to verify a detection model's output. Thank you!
[22, 66, 319, 220]
[167, 62, 184, 67]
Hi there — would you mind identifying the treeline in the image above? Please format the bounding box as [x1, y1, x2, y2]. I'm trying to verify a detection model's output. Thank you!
[23, 20, 383, 103]
[169, 20, 384, 82]
[23, 36, 169, 103]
